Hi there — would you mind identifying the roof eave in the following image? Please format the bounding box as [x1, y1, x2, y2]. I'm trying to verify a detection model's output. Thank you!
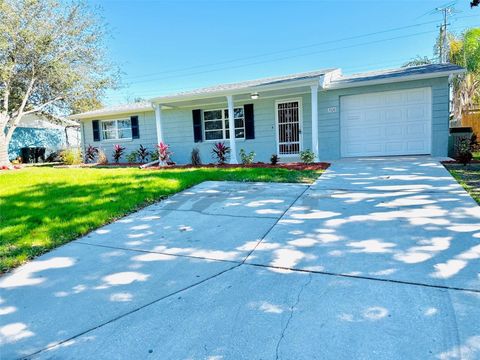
[70, 105, 154, 120]
[325, 69, 466, 90]
[149, 77, 325, 105]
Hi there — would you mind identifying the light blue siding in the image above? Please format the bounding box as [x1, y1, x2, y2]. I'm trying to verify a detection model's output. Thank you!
[317, 77, 450, 159]
[80, 77, 450, 164]
[8, 127, 65, 160]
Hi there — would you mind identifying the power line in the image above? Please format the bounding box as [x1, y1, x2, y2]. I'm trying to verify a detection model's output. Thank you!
[121, 29, 439, 86]
[121, 14, 478, 82]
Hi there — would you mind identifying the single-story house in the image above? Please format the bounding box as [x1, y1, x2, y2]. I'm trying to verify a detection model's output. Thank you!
[9, 114, 81, 161]
[72, 64, 464, 164]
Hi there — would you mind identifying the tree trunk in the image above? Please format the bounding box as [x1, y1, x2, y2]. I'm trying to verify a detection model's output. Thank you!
[0, 130, 10, 166]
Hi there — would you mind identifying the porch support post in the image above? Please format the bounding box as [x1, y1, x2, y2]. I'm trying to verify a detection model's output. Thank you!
[154, 103, 163, 145]
[311, 85, 319, 161]
[226, 95, 238, 164]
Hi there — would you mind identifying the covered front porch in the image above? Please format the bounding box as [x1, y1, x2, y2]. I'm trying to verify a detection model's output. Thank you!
[150, 74, 331, 164]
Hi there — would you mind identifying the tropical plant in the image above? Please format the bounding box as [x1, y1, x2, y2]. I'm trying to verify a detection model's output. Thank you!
[211, 142, 230, 164]
[191, 147, 201, 166]
[0, 0, 118, 166]
[300, 149, 316, 164]
[402, 56, 432, 68]
[137, 145, 149, 163]
[60, 148, 82, 165]
[126, 152, 137, 163]
[456, 138, 473, 165]
[449, 28, 480, 118]
[112, 145, 125, 163]
[239, 148, 255, 165]
[270, 154, 280, 165]
[157, 142, 172, 163]
[84, 145, 98, 163]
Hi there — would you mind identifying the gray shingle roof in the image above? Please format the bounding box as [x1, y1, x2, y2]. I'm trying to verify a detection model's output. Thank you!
[156, 68, 336, 99]
[329, 63, 464, 87]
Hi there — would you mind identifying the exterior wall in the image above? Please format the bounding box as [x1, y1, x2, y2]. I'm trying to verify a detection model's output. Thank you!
[80, 77, 450, 163]
[9, 127, 65, 160]
[162, 93, 311, 164]
[316, 77, 450, 159]
[81, 111, 157, 162]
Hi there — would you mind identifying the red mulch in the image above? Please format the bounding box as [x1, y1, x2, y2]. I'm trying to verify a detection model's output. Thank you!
[144, 162, 330, 171]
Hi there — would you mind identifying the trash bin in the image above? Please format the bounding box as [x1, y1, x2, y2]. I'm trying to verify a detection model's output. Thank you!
[20, 147, 46, 163]
[448, 127, 473, 158]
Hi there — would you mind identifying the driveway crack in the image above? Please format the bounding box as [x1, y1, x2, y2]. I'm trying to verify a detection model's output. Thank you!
[275, 273, 312, 360]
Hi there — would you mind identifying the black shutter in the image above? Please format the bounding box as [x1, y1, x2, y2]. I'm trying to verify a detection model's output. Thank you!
[131, 116, 139, 139]
[192, 109, 202, 142]
[244, 104, 254, 139]
[92, 120, 100, 141]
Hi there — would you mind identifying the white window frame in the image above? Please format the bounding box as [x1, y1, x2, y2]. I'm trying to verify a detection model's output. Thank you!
[100, 118, 132, 141]
[275, 98, 303, 157]
[202, 107, 245, 142]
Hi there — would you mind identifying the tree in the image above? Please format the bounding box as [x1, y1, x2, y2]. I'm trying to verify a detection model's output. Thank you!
[402, 56, 433, 68]
[448, 28, 480, 118]
[471, 0, 479, 8]
[0, 0, 118, 165]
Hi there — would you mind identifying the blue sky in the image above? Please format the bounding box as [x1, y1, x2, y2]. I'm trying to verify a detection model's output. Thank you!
[89, 0, 479, 105]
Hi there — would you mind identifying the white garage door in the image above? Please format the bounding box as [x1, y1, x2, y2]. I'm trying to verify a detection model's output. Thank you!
[340, 87, 432, 157]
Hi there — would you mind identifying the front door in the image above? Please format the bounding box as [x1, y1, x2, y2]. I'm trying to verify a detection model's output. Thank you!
[276, 99, 302, 156]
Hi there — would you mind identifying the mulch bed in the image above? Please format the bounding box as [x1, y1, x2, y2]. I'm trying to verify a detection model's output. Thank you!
[143, 162, 330, 171]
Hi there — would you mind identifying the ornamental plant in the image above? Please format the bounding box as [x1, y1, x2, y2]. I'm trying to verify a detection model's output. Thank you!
[84, 145, 98, 163]
[300, 149, 315, 164]
[211, 142, 230, 165]
[126, 151, 137, 163]
[239, 148, 255, 165]
[137, 144, 149, 163]
[191, 147, 201, 166]
[456, 138, 473, 166]
[270, 154, 280, 165]
[112, 144, 125, 163]
[157, 142, 172, 163]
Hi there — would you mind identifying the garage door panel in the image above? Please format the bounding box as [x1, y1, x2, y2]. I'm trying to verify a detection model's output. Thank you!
[341, 88, 431, 157]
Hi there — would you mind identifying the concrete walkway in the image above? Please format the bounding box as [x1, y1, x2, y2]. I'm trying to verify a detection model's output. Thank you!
[1, 157, 479, 359]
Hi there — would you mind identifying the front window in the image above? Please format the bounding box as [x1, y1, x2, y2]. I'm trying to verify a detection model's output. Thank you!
[203, 108, 245, 141]
[101, 119, 132, 140]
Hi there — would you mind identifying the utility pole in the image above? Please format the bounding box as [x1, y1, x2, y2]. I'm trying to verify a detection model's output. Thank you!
[436, 5, 453, 63]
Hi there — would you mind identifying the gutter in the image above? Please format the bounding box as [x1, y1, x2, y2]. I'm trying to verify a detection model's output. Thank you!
[324, 69, 466, 90]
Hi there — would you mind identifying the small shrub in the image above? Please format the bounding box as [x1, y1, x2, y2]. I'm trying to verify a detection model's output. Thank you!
[150, 149, 159, 161]
[84, 145, 98, 163]
[126, 151, 138, 163]
[211, 142, 230, 164]
[97, 150, 108, 165]
[270, 154, 280, 165]
[137, 145, 149, 163]
[112, 144, 125, 163]
[300, 149, 315, 164]
[45, 151, 62, 163]
[60, 148, 82, 165]
[470, 134, 479, 152]
[239, 148, 255, 165]
[456, 138, 473, 166]
[157, 142, 173, 163]
[191, 147, 201, 166]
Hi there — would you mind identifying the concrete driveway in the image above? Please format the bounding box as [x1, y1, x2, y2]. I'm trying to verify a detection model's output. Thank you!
[1, 157, 479, 360]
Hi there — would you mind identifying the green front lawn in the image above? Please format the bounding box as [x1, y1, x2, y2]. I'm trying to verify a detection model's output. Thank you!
[446, 164, 480, 204]
[0, 166, 323, 272]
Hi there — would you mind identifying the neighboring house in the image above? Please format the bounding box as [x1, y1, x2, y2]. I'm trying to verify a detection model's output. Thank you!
[72, 64, 464, 164]
[9, 113, 81, 161]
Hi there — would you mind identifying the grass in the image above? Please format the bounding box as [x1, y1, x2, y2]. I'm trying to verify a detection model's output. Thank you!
[446, 164, 480, 204]
[473, 151, 480, 161]
[0, 166, 323, 272]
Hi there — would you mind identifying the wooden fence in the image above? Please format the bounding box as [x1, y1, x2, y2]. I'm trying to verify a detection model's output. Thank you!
[462, 110, 480, 135]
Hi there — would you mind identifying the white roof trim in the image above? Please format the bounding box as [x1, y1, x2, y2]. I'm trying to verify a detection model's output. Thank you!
[72, 104, 154, 120]
[325, 69, 465, 89]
